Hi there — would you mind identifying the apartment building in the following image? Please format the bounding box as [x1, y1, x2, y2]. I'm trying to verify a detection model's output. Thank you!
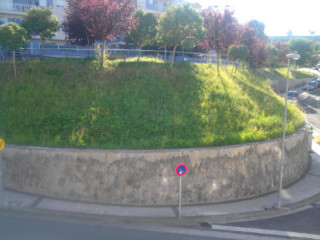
[138, 0, 201, 13]
[0, 0, 67, 44]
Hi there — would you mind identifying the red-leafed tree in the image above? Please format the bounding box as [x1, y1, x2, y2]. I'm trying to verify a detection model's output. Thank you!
[63, 0, 93, 50]
[273, 40, 290, 65]
[202, 9, 239, 72]
[239, 24, 266, 67]
[66, 0, 135, 67]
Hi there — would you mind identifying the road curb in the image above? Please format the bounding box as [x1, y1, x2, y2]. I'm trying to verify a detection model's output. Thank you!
[1, 192, 320, 226]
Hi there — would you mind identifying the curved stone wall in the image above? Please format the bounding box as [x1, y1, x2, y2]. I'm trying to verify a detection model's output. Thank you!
[3, 128, 311, 205]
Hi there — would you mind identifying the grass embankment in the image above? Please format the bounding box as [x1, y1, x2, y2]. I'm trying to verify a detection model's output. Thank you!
[265, 68, 314, 79]
[0, 58, 304, 149]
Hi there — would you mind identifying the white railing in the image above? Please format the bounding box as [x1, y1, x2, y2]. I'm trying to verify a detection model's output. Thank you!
[0, 2, 35, 12]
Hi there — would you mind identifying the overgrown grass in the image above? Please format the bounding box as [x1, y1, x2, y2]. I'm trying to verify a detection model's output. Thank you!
[266, 67, 314, 79]
[0, 58, 304, 149]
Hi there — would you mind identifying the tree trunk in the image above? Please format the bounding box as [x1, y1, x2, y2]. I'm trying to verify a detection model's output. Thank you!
[164, 44, 167, 62]
[101, 39, 106, 68]
[41, 39, 44, 59]
[217, 54, 220, 74]
[12, 50, 16, 76]
[182, 48, 184, 61]
[138, 46, 142, 62]
[87, 36, 90, 57]
[170, 44, 178, 68]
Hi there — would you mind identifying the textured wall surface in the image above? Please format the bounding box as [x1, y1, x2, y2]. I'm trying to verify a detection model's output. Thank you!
[3, 128, 311, 205]
[257, 69, 316, 94]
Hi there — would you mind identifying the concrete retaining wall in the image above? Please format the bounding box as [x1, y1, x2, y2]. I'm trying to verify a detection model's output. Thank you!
[3, 128, 311, 206]
[261, 69, 316, 94]
[270, 77, 316, 94]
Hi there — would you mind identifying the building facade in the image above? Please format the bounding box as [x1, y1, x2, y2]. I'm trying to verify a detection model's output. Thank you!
[137, 0, 201, 13]
[0, 0, 67, 43]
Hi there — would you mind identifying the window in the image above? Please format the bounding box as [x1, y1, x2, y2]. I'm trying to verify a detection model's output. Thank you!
[47, 0, 53, 7]
[0, 18, 22, 26]
[0, 18, 8, 26]
[39, 0, 46, 7]
[8, 18, 21, 25]
[56, 0, 65, 8]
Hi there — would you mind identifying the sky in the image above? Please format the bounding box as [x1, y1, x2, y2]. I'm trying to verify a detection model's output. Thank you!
[189, 0, 320, 36]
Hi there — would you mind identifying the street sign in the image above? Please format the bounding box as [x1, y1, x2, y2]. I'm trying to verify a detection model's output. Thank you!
[176, 163, 187, 219]
[0, 139, 4, 151]
[176, 163, 187, 177]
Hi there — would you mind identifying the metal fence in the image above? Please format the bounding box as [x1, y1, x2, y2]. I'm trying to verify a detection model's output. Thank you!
[0, 47, 235, 65]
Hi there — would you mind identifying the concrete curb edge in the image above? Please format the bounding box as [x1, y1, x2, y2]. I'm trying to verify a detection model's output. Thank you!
[1, 192, 320, 226]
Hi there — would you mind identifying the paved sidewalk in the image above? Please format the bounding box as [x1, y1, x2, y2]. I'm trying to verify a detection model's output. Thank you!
[1, 141, 320, 224]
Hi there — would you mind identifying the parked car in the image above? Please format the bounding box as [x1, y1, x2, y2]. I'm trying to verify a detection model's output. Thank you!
[304, 81, 318, 91]
[288, 90, 299, 99]
[315, 79, 320, 87]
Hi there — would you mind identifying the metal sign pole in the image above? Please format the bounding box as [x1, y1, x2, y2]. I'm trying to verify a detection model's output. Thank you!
[179, 176, 182, 220]
[175, 163, 187, 220]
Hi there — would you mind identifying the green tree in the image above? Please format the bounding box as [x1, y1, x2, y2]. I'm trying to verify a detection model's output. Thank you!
[157, 4, 205, 68]
[227, 44, 249, 72]
[125, 10, 158, 62]
[21, 7, 59, 58]
[0, 23, 28, 76]
[248, 20, 268, 41]
[289, 38, 313, 66]
[266, 44, 279, 68]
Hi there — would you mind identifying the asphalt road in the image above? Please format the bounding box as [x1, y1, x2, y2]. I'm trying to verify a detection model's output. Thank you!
[222, 202, 320, 236]
[0, 210, 230, 240]
[0, 210, 290, 240]
[295, 69, 320, 131]
[298, 87, 320, 131]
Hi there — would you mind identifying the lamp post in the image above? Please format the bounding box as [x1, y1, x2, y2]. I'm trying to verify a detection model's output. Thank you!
[291, 59, 297, 92]
[277, 52, 300, 208]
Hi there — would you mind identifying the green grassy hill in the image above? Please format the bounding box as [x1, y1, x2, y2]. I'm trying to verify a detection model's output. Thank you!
[0, 58, 304, 149]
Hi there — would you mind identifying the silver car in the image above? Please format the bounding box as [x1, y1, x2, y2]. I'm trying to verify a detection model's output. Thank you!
[305, 81, 318, 91]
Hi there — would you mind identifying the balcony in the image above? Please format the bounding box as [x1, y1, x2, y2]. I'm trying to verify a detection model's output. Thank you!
[0, 2, 36, 13]
[146, 0, 166, 13]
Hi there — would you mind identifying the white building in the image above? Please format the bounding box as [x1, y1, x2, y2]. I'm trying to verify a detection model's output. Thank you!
[0, 0, 67, 44]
